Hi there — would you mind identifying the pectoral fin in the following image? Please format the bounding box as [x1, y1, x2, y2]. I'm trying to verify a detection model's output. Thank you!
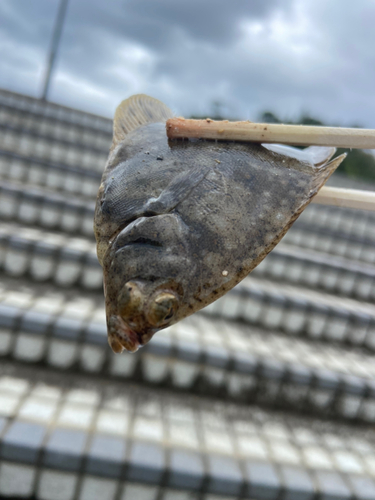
[145, 165, 210, 214]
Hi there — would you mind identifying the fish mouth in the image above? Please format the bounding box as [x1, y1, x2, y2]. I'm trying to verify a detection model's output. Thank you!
[112, 213, 189, 253]
[107, 213, 192, 280]
[107, 315, 145, 353]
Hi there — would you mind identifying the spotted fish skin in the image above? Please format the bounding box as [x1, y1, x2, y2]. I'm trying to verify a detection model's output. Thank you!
[94, 95, 345, 353]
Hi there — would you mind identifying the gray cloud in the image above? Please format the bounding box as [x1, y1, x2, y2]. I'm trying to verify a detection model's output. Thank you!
[0, 0, 374, 128]
[64, 0, 289, 49]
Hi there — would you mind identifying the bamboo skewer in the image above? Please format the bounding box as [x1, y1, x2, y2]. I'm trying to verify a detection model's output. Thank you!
[313, 186, 375, 211]
[166, 118, 375, 149]
[166, 118, 375, 211]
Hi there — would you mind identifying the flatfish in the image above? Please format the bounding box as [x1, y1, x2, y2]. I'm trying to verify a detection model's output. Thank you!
[94, 94, 345, 353]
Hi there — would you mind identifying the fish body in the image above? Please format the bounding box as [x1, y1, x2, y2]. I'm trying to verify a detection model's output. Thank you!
[94, 95, 345, 353]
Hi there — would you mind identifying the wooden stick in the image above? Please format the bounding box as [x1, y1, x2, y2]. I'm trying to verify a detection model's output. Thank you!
[313, 186, 375, 211]
[166, 118, 375, 149]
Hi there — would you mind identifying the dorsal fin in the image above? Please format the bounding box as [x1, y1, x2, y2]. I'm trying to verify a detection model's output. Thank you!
[112, 94, 173, 149]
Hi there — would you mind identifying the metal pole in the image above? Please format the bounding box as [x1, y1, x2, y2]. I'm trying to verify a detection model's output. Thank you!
[41, 0, 70, 101]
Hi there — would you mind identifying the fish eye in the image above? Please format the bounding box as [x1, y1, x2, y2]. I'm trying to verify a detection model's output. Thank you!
[147, 291, 178, 327]
[118, 281, 143, 318]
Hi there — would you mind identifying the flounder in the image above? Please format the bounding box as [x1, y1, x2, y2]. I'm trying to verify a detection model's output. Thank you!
[94, 94, 345, 353]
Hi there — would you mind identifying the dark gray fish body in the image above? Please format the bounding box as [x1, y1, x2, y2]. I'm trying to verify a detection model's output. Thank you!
[94, 95, 345, 353]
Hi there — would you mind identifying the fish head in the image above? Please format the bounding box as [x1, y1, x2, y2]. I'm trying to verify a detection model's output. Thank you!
[103, 210, 193, 353]
[95, 94, 214, 353]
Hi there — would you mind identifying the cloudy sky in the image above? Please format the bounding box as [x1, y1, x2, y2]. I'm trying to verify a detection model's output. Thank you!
[1, 0, 374, 126]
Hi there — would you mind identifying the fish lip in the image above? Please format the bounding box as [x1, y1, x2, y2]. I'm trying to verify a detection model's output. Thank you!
[113, 217, 151, 245]
[107, 315, 143, 353]
[106, 214, 191, 281]
[111, 213, 188, 252]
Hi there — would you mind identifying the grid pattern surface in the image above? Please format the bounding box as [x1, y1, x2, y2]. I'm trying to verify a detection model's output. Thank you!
[2, 364, 375, 499]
